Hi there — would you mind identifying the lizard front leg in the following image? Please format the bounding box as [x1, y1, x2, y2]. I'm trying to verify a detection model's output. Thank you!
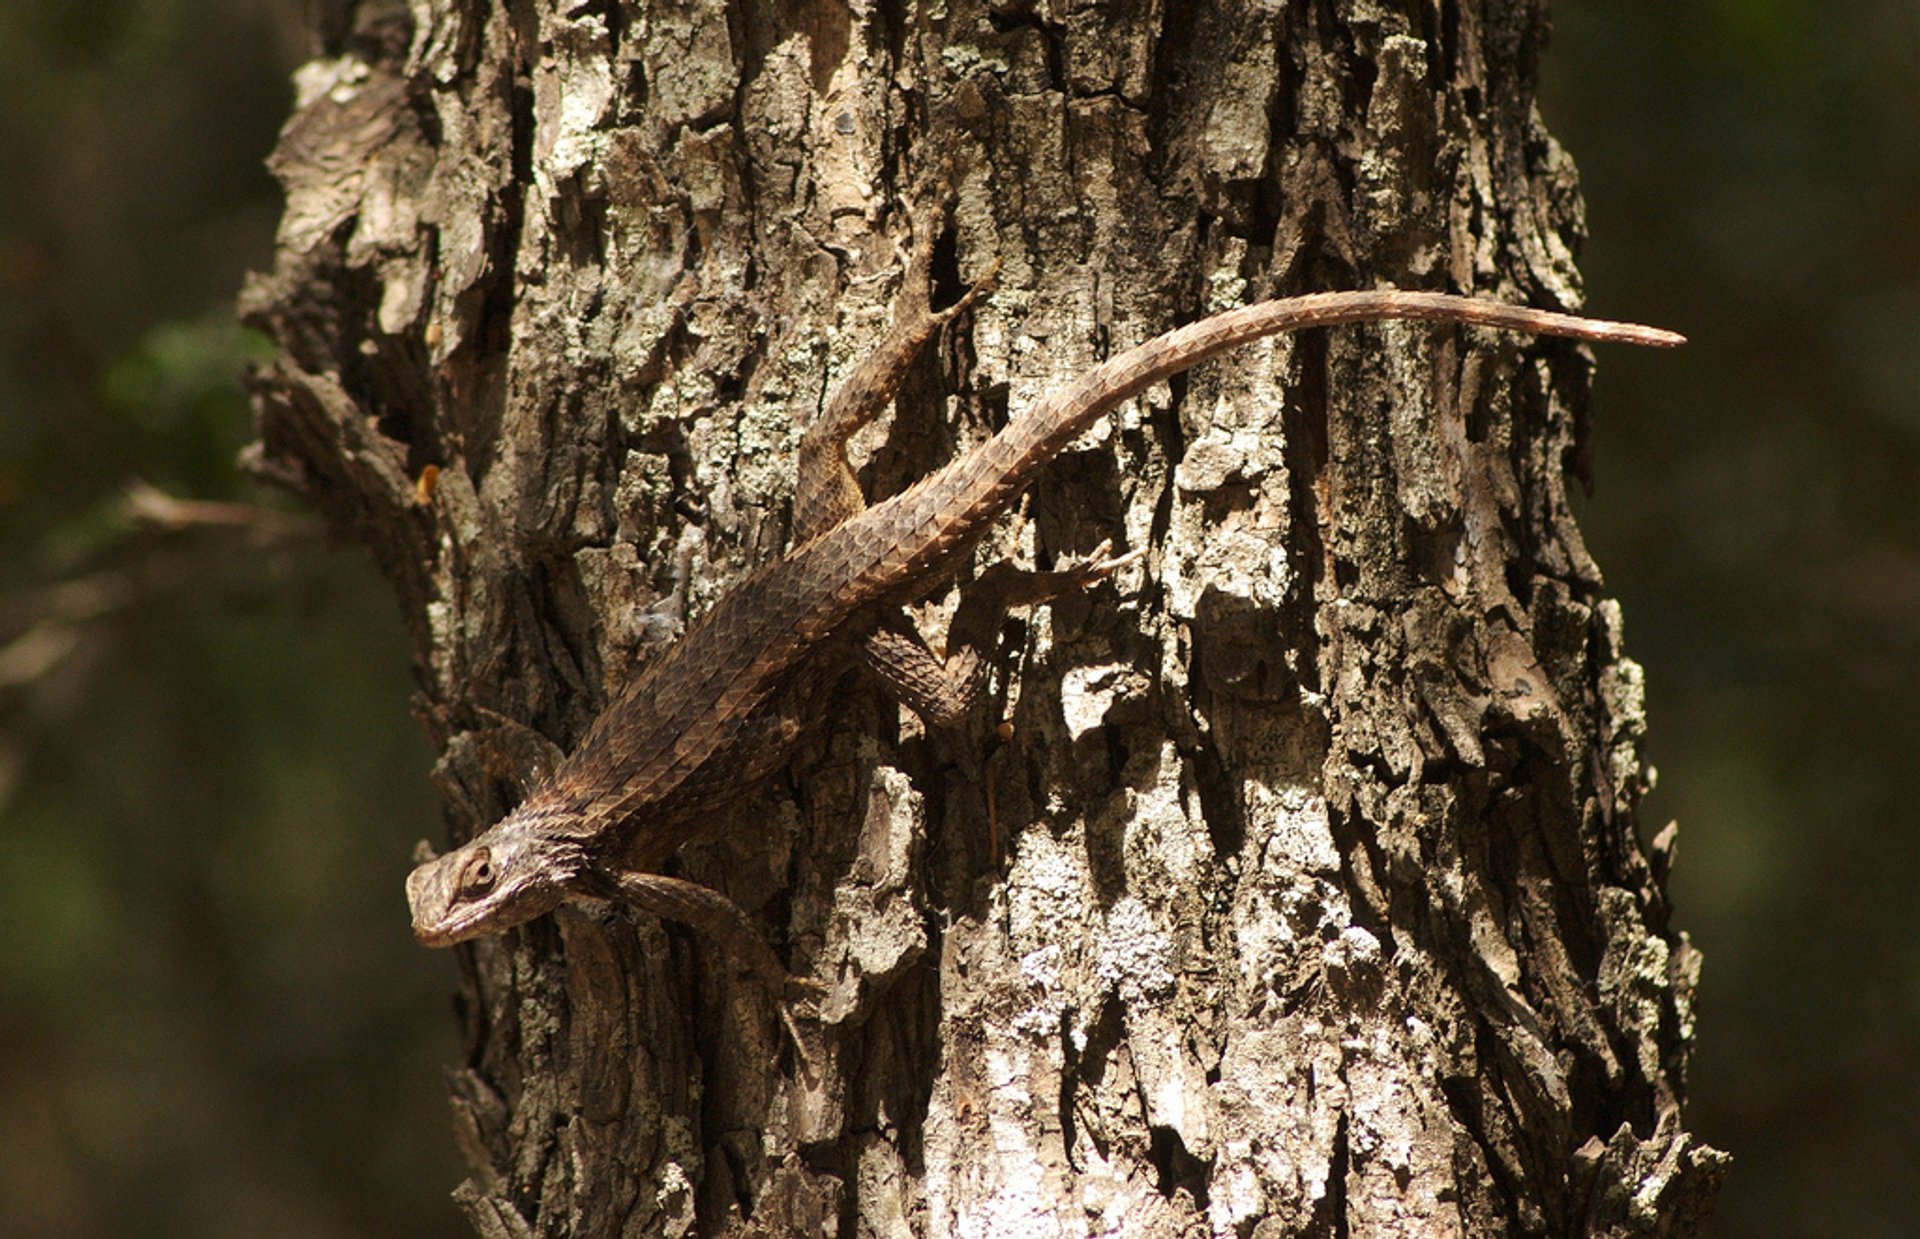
[593, 870, 829, 1080]
[601, 871, 825, 1004]
[793, 221, 998, 543]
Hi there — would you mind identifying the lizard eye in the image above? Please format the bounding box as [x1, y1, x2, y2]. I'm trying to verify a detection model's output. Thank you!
[457, 847, 497, 898]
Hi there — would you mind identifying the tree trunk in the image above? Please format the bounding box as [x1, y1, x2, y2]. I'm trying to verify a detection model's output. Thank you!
[242, 1, 1725, 1234]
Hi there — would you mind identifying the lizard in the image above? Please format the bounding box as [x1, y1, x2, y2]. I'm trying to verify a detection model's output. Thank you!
[405, 225, 1682, 995]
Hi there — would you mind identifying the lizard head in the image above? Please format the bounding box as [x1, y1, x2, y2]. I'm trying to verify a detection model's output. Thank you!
[406, 802, 587, 947]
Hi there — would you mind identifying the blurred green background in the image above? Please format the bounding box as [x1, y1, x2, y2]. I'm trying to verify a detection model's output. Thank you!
[0, 2, 1912, 1235]
[0, 2, 461, 1236]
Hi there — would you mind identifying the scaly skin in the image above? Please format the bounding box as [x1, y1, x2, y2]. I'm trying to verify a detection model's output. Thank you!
[405, 271, 1682, 951]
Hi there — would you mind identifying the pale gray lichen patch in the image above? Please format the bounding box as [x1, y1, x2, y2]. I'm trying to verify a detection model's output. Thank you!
[1097, 896, 1176, 1005]
[1005, 831, 1092, 1039]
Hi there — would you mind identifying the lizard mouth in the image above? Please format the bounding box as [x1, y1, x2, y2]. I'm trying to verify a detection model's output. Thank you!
[410, 916, 466, 947]
[405, 859, 479, 947]
[409, 902, 491, 948]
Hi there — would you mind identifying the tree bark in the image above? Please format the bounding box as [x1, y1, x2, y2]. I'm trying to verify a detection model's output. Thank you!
[242, 1, 1725, 1235]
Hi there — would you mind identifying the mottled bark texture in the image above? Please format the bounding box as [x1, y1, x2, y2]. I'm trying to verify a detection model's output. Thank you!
[242, 1, 1724, 1235]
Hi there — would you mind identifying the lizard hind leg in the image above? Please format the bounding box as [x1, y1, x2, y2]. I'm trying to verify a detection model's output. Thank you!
[858, 540, 1144, 728]
[792, 223, 998, 544]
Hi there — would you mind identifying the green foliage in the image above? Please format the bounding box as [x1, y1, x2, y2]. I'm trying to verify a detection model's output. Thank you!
[100, 321, 275, 459]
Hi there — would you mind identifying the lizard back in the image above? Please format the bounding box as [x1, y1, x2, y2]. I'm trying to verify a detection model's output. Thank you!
[553, 291, 1681, 852]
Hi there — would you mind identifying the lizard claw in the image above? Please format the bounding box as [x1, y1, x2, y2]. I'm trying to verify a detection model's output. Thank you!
[1058, 538, 1146, 588]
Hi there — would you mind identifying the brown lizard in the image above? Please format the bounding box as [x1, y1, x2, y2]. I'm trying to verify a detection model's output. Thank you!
[405, 232, 1681, 988]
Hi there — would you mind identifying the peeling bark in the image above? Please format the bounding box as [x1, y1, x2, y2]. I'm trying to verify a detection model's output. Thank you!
[243, 1, 1724, 1235]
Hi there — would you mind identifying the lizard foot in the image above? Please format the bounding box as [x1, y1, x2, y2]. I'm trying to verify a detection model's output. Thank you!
[1052, 538, 1147, 590]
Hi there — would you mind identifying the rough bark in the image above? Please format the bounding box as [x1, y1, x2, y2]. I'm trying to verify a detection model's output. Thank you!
[242, 1, 1725, 1235]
